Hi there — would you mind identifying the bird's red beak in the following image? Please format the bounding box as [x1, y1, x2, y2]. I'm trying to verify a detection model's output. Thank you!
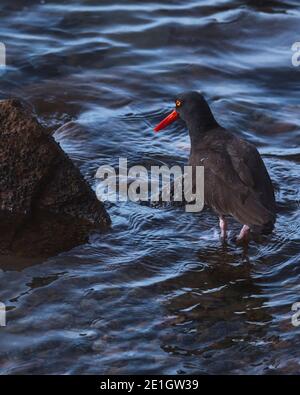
[154, 110, 179, 132]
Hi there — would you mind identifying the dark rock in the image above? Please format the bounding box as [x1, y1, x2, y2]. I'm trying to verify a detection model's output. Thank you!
[0, 99, 110, 258]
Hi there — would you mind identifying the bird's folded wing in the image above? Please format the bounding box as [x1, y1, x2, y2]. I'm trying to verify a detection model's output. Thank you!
[200, 149, 274, 226]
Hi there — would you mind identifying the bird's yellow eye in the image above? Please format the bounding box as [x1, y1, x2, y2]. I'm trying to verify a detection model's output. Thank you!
[175, 99, 182, 108]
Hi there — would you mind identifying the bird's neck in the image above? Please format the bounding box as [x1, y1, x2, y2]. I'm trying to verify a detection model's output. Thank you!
[187, 116, 219, 147]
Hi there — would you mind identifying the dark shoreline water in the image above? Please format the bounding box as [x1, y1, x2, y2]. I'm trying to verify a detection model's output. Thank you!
[0, 0, 300, 374]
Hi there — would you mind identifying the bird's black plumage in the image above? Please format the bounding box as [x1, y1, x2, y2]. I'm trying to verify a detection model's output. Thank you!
[176, 91, 276, 235]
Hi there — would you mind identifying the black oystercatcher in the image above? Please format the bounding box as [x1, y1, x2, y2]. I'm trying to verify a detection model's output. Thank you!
[154, 91, 276, 242]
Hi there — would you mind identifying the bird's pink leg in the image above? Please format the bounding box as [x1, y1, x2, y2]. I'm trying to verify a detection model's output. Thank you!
[219, 217, 227, 240]
[237, 225, 250, 242]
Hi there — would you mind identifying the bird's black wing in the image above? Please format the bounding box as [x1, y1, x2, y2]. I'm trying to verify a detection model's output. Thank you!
[193, 134, 275, 227]
[227, 137, 276, 214]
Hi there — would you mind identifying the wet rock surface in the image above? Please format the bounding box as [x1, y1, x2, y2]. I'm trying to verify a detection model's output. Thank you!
[0, 99, 110, 258]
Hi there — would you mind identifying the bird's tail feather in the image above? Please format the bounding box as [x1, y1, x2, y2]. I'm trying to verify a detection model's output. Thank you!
[233, 193, 276, 230]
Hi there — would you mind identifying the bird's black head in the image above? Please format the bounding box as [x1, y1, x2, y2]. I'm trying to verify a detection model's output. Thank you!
[154, 91, 218, 133]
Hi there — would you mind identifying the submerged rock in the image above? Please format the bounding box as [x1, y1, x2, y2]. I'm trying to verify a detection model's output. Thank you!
[0, 99, 110, 258]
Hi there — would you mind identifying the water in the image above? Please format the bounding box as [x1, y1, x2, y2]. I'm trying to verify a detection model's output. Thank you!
[0, 0, 300, 374]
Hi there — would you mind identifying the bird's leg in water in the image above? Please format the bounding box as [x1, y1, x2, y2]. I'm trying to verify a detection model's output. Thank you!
[237, 225, 250, 242]
[219, 216, 227, 240]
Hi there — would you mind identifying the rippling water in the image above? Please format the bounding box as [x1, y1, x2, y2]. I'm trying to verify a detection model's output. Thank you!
[0, 0, 300, 374]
